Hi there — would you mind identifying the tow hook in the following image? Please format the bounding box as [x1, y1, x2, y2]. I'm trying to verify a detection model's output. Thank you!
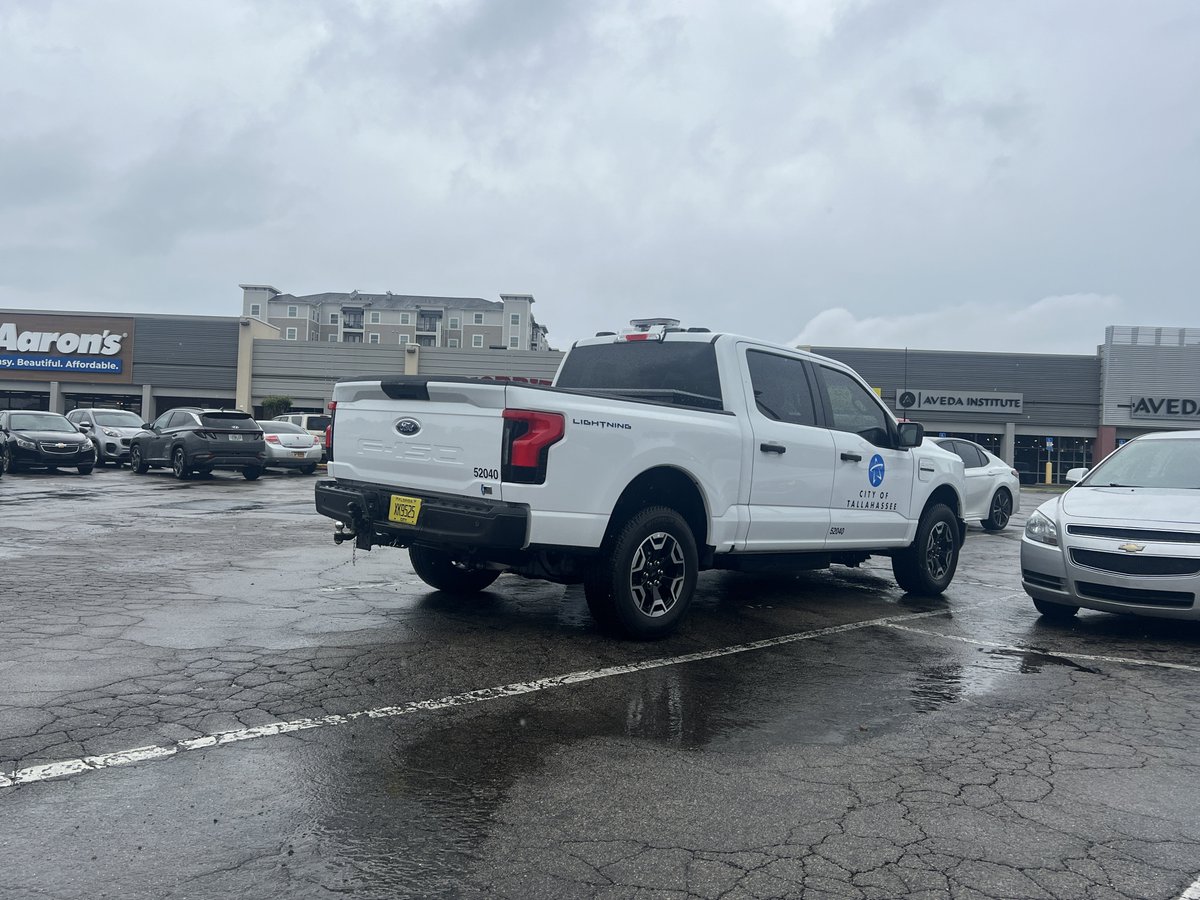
[333, 521, 357, 545]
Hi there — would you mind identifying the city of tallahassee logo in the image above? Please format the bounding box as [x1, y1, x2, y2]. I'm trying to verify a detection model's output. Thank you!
[1118, 543, 1146, 553]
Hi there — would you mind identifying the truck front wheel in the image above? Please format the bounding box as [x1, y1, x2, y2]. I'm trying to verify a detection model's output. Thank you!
[409, 546, 500, 594]
[892, 503, 960, 596]
[585, 506, 698, 639]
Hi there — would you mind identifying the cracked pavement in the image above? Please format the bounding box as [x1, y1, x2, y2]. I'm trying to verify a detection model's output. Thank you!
[1, 468, 1198, 899]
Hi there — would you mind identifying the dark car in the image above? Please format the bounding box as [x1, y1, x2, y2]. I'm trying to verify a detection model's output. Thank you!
[0, 410, 97, 475]
[129, 408, 267, 480]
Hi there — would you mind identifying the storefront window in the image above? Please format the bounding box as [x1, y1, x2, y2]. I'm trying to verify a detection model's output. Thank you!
[0, 390, 50, 411]
[1013, 436, 1092, 485]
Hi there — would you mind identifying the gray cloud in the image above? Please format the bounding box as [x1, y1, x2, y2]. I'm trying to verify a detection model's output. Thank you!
[0, 0, 1198, 351]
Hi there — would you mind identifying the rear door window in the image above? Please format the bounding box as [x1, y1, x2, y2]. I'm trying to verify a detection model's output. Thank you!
[304, 416, 330, 431]
[746, 350, 818, 426]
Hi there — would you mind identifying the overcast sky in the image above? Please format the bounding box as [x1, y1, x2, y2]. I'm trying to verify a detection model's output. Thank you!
[2, 1, 1197, 353]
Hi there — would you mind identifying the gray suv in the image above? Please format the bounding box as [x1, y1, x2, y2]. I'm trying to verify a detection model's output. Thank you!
[129, 408, 267, 480]
[66, 408, 146, 467]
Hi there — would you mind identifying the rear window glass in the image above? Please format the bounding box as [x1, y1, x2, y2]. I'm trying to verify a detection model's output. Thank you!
[555, 340, 723, 410]
[303, 416, 330, 431]
[259, 421, 304, 434]
[199, 413, 255, 427]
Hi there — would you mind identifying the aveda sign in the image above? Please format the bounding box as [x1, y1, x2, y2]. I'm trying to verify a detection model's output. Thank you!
[0, 314, 135, 383]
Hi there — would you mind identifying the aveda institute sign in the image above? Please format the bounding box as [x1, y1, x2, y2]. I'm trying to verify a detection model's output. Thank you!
[1129, 396, 1200, 419]
[0, 314, 135, 384]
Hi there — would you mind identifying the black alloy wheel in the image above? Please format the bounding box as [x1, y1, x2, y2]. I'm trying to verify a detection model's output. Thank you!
[584, 505, 699, 639]
[172, 447, 191, 480]
[892, 503, 960, 596]
[982, 488, 1013, 532]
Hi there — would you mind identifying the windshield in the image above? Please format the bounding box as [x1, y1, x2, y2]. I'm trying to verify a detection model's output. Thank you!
[11, 413, 76, 433]
[1081, 438, 1200, 490]
[92, 411, 144, 427]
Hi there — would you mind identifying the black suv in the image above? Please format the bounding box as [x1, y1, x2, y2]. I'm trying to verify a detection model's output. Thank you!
[0, 410, 96, 475]
[129, 408, 267, 480]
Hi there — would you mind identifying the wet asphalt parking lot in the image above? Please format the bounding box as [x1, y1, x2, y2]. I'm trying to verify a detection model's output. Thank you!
[2, 466, 1199, 900]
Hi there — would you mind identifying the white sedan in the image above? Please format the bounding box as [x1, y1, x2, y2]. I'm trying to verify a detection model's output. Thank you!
[931, 438, 1021, 532]
[256, 421, 322, 474]
[1021, 430, 1200, 621]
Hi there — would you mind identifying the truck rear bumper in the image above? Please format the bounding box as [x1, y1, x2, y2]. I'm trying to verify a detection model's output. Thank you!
[315, 479, 529, 551]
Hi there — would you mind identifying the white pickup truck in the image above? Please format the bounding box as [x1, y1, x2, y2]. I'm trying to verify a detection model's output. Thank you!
[315, 320, 967, 638]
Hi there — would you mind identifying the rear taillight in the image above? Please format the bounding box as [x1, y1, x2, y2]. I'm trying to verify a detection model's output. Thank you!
[326, 401, 336, 462]
[265, 434, 281, 444]
[502, 409, 565, 484]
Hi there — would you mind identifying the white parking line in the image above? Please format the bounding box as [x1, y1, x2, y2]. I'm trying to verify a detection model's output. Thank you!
[882, 623, 1200, 674]
[0, 608, 947, 790]
[1178, 876, 1200, 900]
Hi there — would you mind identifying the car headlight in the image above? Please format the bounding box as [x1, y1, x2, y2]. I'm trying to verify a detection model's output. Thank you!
[103, 429, 120, 437]
[15, 437, 36, 450]
[1025, 510, 1059, 547]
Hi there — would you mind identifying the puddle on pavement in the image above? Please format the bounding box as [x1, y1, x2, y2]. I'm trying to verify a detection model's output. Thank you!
[909, 648, 1101, 713]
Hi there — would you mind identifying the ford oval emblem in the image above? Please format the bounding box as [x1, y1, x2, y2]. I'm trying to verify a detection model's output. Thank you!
[395, 418, 422, 437]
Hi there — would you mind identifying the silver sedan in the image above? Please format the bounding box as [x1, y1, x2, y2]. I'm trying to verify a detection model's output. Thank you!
[257, 421, 322, 475]
[1021, 430, 1200, 621]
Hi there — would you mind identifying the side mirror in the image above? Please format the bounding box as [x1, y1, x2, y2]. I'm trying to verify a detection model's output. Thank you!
[1066, 467, 1089, 483]
[78, 422, 91, 431]
[897, 422, 925, 448]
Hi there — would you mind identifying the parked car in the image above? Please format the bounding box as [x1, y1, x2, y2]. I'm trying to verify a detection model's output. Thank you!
[272, 412, 331, 460]
[931, 438, 1021, 531]
[65, 407, 146, 467]
[1022, 430, 1200, 621]
[0, 410, 96, 475]
[129, 408, 266, 480]
[257, 421, 322, 474]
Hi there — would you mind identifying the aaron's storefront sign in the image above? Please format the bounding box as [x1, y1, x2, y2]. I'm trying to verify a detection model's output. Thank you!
[0, 314, 135, 384]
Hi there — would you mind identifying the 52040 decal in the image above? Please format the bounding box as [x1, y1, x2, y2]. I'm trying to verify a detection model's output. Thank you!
[474, 467, 499, 480]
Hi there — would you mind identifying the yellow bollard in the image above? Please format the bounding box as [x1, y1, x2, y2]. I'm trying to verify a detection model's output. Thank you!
[1044, 462, 1053, 485]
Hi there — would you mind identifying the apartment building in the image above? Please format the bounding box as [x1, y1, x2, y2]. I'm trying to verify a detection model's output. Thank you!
[240, 285, 552, 351]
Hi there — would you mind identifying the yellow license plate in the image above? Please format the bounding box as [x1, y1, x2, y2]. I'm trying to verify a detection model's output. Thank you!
[388, 495, 422, 526]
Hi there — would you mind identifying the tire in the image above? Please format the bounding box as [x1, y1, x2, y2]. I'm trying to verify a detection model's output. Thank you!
[130, 445, 149, 474]
[892, 503, 960, 596]
[172, 447, 191, 480]
[78, 465, 94, 476]
[981, 488, 1014, 532]
[301, 464, 317, 476]
[583, 506, 699, 639]
[242, 466, 262, 481]
[5, 448, 20, 474]
[409, 546, 501, 593]
[1033, 598, 1079, 620]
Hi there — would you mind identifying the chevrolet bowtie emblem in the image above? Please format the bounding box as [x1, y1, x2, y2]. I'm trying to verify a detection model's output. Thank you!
[1118, 542, 1145, 553]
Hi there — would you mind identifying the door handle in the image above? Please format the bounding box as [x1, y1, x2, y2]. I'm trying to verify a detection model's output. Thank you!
[840, 452, 862, 462]
[760, 442, 786, 454]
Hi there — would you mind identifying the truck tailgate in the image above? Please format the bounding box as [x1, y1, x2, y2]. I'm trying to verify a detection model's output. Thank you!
[329, 379, 506, 496]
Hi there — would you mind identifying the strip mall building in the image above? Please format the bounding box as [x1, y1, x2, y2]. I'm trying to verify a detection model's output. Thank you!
[1, 299, 1195, 485]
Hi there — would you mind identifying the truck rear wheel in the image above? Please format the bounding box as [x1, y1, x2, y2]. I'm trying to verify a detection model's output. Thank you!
[584, 506, 698, 639]
[892, 503, 960, 596]
[409, 546, 500, 594]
